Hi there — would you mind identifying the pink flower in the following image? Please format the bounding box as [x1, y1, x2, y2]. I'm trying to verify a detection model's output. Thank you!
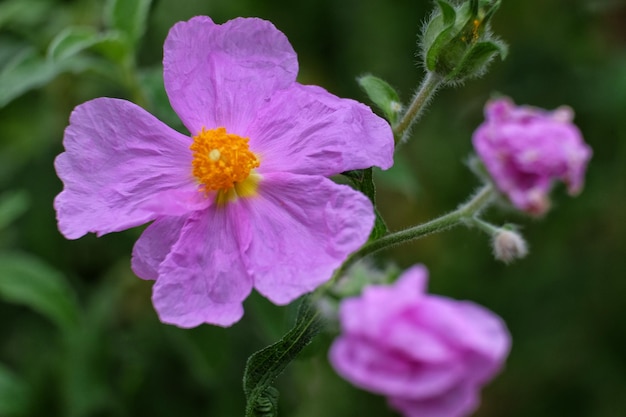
[472, 97, 592, 216]
[54, 16, 394, 327]
[329, 265, 510, 417]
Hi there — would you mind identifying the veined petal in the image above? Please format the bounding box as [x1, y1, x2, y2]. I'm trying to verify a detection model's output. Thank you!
[241, 172, 374, 304]
[153, 286, 244, 329]
[152, 205, 253, 328]
[54, 98, 196, 239]
[247, 83, 394, 176]
[131, 216, 188, 280]
[163, 16, 298, 135]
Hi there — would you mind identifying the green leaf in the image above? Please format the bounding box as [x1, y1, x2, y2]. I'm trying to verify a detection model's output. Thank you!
[47, 26, 109, 62]
[105, 0, 152, 46]
[342, 168, 389, 240]
[0, 190, 29, 231]
[0, 0, 51, 30]
[243, 296, 323, 417]
[0, 363, 30, 416]
[46, 27, 129, 69]
[357, 74, 401, 124]
[91, 31, 131, 64]
[0, 252, 80, 332]
[0, 49, 57, 107]
[0, 48, 92, 108]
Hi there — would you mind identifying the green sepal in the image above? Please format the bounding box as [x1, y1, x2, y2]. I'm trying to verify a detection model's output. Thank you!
[482, 0, 502, 23]
[423, 1, 457, 70]
[243, 296, 323, 417]
[420, 0, 506, 83]
[357, 74, 401, 124]
[425, 25, 454, 72]
[445, 39, 508, 82]
[437, 0, 457, 26]
[470, 0, 480, 17]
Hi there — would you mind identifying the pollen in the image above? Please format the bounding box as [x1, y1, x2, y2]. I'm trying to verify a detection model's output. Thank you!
[190, 127, 260, 194]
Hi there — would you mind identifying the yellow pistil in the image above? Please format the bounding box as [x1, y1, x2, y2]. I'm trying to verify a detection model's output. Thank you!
[190, 127, 260, 203]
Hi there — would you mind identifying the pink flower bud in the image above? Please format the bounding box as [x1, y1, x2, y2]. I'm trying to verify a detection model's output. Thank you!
[329, 265, 510, 417]
[472, 97, 592, 216]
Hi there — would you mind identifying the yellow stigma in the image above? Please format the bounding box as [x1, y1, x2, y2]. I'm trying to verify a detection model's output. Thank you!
[190, 127, 260, 197]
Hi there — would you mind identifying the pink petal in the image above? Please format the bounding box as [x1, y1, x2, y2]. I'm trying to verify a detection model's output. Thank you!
[340, 265, 428, 336]
[131, 216, 188, 280]
[153, 285, 244, 329]
[329, 336, 464, 398]
[241, 172, 374, 304]
[54, 98, 196, 239]
[385, 318, 455, 363]
[151, 205, 253, 328]
[412, 297, 511, 382]
[388, 383, 479, 417]
[246, 83, 394, 176]
[474, 97, 591, 215]
[163, 16, 298, 135]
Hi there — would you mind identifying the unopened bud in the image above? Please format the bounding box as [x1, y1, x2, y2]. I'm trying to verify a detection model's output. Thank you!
[420, 0, 507, 84]
[492, 229, 528, 264]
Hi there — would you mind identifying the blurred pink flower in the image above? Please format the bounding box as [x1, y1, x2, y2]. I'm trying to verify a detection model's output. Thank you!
[472, 97, 592, 215]
[329, 265, 510, 417]
[54, 16, 394, 327]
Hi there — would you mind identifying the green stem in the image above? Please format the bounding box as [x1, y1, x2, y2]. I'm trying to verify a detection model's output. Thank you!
[466, 216, 500, 236]
[335, 184, 495, 278]
[393, 71, 443, 143]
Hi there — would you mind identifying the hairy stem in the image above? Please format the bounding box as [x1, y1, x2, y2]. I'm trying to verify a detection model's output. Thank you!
[393, 71, 444, 143]
[335, 184, 495, 278]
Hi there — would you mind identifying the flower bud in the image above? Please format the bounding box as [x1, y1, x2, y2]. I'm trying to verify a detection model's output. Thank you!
[472, 97, 592, 216]
[492, 228, 528, 264]
[420, 0, 507, 84]
[329, 265, 511, 417]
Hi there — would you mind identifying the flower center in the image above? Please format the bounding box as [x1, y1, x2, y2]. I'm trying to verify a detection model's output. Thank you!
[190, 127, 260, 194]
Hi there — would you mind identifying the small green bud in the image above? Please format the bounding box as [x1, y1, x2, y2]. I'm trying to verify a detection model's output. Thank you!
[420, 0, 507, 84]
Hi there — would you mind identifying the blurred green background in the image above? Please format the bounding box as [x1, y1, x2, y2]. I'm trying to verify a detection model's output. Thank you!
[1, 0, 625, 416]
